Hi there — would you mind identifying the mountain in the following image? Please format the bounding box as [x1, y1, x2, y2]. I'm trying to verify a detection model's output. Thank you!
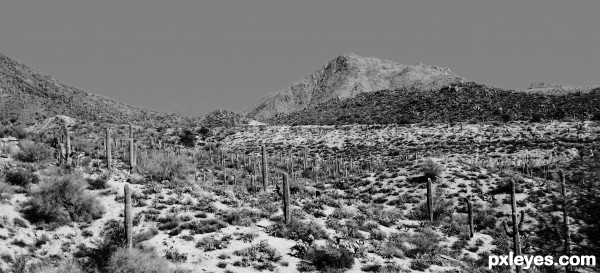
[269, 82, 600, 125]
[521, 82, 600, 95]
[244, 53, 466, 121]
[0, 52, 198, 128]
[200, 109, 263, 128]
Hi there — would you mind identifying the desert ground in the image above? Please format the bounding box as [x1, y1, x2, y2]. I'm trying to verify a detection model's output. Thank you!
[0, 119, 599, 273]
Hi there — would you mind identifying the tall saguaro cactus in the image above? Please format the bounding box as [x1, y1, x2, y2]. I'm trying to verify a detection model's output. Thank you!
[464, 197, 474, 238]
[427, 178, 433, 222]
[261, 145, 268, 191]
[282, 172, 291, 225]
[129, 124, 136, 173]
[124, 184, 133, 251]
[106, 126, 112, 170]
[503, 179, 525, 273]
[559, 169, 572, 273]
[65, 126, 72, 166]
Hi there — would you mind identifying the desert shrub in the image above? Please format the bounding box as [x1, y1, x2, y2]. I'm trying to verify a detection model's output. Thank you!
[233, 240, 282, 266]
[301, 243, 354, 272]
[408, 190, 453, 223]
[530, 113, 543, 123]
[22, 174, 105, 226]
[86, 176, 109, 190]
[5, 168, 39, 188]
[420, 159, 446, 181]
[489, 176, 524, 195]
[270, 219, 328, 242]
[28, 260, 85, 273]
[178, 218, 228, 234]
[196, 235, 232, 251]
[178, 129, 196, 147]
[473, 206, 497, 231]
[138, 153, 194, 184]
[106, 247, 174, 273]
[218, 208, 267, 226]
[501, 113, 512, 123]
[75, 220, 125, 272]
[0, 180, 14, 202]
[403, 228, 444, 258]
[410, 258, 431, 271]
[14, 140, 53, 163]
[0, 126, 27, 139]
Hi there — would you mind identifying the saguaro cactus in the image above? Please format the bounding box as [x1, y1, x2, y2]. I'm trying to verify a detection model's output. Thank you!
[464, 197, 474, 238]
[427, 178, 433, 222]
[65, 127, 72, 166]
[106, 126, 112, 170]
[129, 124, 136, 173]
[124, 183, 133, 251]
[559, 169, 572, 273]
[261, 145, 268, 191]
[502, 179, 525, 273]
[283, 172, 291, 225]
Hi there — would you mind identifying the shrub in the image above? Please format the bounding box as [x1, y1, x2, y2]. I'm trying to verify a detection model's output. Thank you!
[530, 113, 543, 123]
[22, 174, 105, 226]
[14, 140, 53, 163]
[86, 176, 109, 190]
[489, 177, 524, 195]
[420, 159, 446, 181]
[269, 219, 328, 242]
[301, 243, 354, 271]
[409, 190, 453, 222]
[234, 240, 282, 264]
[138, 153, 194, 184]
[0, 180, 14, 202]
[29, 260, 85, 273]
[5, 168, 39, 188]
[106, 247, 174, 273]
[501, 113, 512, 123]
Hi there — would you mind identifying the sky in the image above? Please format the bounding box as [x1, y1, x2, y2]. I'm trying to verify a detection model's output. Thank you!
[1, 0, 599, 117]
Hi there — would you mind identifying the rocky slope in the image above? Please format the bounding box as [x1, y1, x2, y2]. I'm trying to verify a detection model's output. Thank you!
[268, 82, 600, 125]
[0, 52, 199, 128]
[244, 53, 466, 121]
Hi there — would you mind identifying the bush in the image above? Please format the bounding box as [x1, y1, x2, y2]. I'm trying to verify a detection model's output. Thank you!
[5, 168, 39, 188]
[14, 140, 53, 163]
[22, 174, 105, 226]
[270, 219, 328, 242]
[29, 260, 85, 273]
[301, 243, 354, 271]
[178, 129, 196, 147]
[0, 180, 14, 202]
[530, 113, 543, 123]
[86, 176, 109, 190]
[420, 159, 446, 181]
[106, 247, 174, 273]
[409, 190, 453, 222]
[489, 177, 524, 195]
[138, 153, 194, 184]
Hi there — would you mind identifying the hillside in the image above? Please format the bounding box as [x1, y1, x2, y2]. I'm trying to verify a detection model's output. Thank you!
[269, 82, 600, 125]
[199, 109, 262, 128]
[245, 53, 466, 121]
[521, 82, 600, 95]
[0, 52, 198, 128]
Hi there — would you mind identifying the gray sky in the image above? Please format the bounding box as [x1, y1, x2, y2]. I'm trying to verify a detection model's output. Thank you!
[1, 0, 599, 116]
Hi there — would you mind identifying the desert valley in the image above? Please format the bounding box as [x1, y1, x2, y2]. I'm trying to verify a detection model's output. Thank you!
[0, 52, 599, 273]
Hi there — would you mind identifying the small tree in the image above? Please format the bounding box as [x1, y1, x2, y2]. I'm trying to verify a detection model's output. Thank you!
[14, 140, 53, 163]
[179, 129, 196, 147]
[420, 159, 446, 181]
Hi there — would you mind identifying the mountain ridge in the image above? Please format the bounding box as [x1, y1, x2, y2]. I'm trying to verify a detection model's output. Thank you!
[244, 53, 466, 121]
[0, 52, 200, 128]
